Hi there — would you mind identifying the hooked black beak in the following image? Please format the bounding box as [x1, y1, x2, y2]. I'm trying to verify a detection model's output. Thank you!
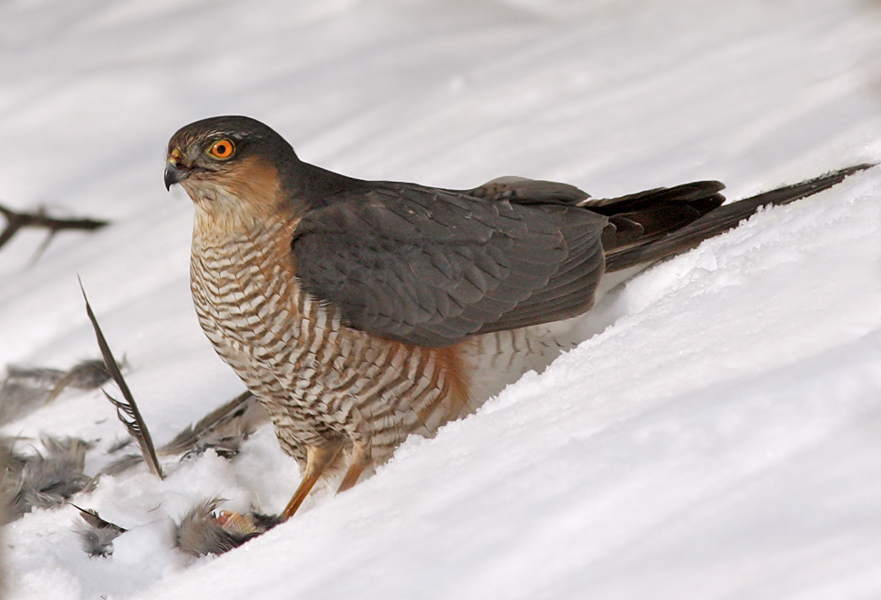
[164, 149, 189, 191]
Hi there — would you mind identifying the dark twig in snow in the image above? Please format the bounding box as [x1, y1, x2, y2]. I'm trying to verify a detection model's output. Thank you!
[0, 202, 108, 263]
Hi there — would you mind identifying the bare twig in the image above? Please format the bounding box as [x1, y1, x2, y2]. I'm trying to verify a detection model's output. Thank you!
[79, 279, 164, 479]
[0, 203, 108, 262]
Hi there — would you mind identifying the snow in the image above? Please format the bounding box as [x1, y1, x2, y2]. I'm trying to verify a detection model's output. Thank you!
[1, 0, 881, 598]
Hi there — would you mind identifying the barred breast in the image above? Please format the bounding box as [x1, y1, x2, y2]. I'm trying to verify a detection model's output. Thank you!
[189, 208, 474, 471]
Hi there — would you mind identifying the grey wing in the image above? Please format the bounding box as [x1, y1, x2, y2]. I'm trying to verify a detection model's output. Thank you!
[291, 184, 608, 347]
[456, 176, 590, 205]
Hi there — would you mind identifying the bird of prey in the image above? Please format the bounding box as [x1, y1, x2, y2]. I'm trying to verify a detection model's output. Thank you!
[165, 115, 869, 520]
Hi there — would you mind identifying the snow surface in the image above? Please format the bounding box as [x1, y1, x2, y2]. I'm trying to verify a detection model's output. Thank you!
[1, 0, 881, 598]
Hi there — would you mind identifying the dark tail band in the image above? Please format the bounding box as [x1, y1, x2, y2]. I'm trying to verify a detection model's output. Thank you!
[604, 163, 874, 272]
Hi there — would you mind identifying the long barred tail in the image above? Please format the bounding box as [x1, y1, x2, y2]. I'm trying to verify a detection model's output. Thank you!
[604, 163, 874, 273]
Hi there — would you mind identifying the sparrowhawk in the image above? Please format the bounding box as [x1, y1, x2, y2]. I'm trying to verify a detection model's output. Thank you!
[165, 115, 869, 520]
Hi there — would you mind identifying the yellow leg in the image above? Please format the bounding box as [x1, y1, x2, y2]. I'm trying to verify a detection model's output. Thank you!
[281, 444, 342, 521]
[336, 443, 370, 493]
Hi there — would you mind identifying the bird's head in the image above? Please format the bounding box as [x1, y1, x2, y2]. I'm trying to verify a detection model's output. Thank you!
[165, 116, 300, 215]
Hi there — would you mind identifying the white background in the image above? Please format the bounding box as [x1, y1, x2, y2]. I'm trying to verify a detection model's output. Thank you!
[1, 1, 880, 598]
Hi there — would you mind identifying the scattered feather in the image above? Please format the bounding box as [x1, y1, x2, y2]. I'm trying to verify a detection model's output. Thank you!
[99, 453, 144, 477]
[175, 498, 279, 557]
[71, 504, 127, 557]
[175, 499, 242, 557]
[0, 379, 49, 425]
[0, 441, 10, 595]
[10, 436, 95, 519]
[107, 437, 133, 454]
[0, 438, 15, 526]
[102, 389, 165, 478]
[215, 510, 280, 538]
[80, 280, 164, 479]
[0, 359, 116, 424]
[101, 391, 268, 476]
[45, 358, 113, 402]
[164, 391, 268, 459]
[0, 366, 65, 425]
[3, 365, 65, 386]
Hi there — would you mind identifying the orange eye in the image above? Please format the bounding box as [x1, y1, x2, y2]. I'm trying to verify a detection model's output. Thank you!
[208, 139, 235, 159]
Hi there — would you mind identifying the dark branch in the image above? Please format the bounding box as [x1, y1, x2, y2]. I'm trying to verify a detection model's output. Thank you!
[0, 203, 109, 260]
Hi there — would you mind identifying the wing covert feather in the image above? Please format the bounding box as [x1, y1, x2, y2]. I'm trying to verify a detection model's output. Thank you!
[292, 184, 607, 346]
